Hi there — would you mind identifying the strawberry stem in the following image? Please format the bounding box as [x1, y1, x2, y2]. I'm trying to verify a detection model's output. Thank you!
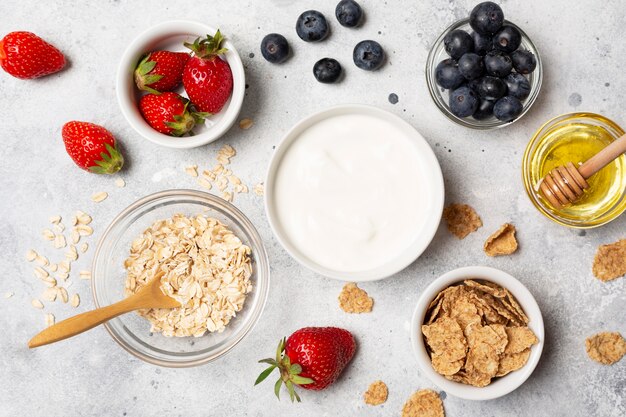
[89, 142, 124, 175]
[183, 30, 228, 59]
[134, 54, 164, 93]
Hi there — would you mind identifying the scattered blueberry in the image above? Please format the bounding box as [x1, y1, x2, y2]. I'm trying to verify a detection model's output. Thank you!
[296, 10, 329, 42]
[443, 29, 474, 60]
[260, 33, 290, 64]
[469, 1, 504, 35]
[493, 96, 523, 122]
[335, 0, 363, 28]
[388, 93, 399, 104]
[313, 58, 342, 83]
[504, 73, 530, 100]
[353, 40, 385, 71]
[449, 86, 479, 118]
[511, 49, 537, 74]
[476, 76, 507, 100]
[473, 99, 495, 120]
[471, 31, 493, 56]
[484, 50, 512, 77]
[493, 25, 522, 53]
[458, 53, 484, 80]
[435, 59, 465, 90]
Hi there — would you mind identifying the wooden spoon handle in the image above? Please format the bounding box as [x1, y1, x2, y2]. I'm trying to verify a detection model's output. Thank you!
[578, 132, 626, 179]
[28, 297, 138, 348]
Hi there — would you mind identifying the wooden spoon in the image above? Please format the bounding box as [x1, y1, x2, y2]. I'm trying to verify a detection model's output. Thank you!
[539, 132, 626, 208]
[28, 271, 180, 348]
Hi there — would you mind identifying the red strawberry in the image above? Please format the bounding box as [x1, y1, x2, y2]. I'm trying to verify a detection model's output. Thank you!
[255, 327, 356, 402]
[62, 121, 124, 174]
[0, 32, 65, 79]
[182, 30, 233, 113]
[134, 50, 190, 94]
[139, 92, 208, 136]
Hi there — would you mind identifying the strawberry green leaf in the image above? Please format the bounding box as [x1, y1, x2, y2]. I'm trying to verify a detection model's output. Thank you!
[254, 365, 276, 386]
[258, 358, 278, 366]
[289, 364, 302, 374]
[291, 375, 314, 385]
[274, 379, 283, 400]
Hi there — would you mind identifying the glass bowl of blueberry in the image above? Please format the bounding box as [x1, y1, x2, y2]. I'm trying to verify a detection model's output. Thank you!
[426, 1, 542, 129]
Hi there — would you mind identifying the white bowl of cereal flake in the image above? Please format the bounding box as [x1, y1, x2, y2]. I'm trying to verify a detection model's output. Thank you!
[410, 266, 544, 400]
[91, 190, 270, 367]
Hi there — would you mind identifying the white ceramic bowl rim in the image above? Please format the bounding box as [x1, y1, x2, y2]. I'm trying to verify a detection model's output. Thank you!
[264, 104, 445, 282]
[116, 20, 245, 149]
[410, 266, 545, 401]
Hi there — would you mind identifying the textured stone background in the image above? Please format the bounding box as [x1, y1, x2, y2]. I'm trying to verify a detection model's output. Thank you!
[1, 1, 624, 416]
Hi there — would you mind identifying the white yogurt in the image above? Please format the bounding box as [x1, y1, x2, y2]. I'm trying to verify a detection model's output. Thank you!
[273, 113, 431, 273]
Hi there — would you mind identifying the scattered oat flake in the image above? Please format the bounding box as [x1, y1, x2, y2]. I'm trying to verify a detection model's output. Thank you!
[42, 288, 57, 302]
[35, 255, 49, 267]
[91, 191, 108, 202]
[364, 380, 388, 406]
[585, 332, 626, 365]
[198, 177, 213, 190]
[31, 299, 44, 309]
[443, 204, 482, 239]
[80, 243, 89, 253]
[239, 118, 253, 130]
[76, 210, 92, 225]
[54, 223, 65, 233]
[34, 267, 49, 279]
[75, 224, 93, 236]
[484, 223, 518, 256]
[401, 389, 445, 417]
[49, 263, 58, 272]
[71, 293, 80, 308]
[26, 249, 37, 262]
[49, 215, 62, 224]
[79, 270, 92, 280]
[115, 178, 126, 187]
[70, 230, 80, 244]
[44, 313, 55, 327]
[42, 229, 55, 241]
[185, 165, 199, 177]
[4, 292, 14, 299]
[592, 239, 626, 282]
[253, 183, 265, 196]
[222, 191, 233, 202]
[338, 283, 373, 313]
[54, 234, 66, 248]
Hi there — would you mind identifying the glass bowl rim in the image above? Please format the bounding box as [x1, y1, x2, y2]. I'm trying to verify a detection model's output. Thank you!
[425, 17, 543, 130]
[91, 189, 270, 367]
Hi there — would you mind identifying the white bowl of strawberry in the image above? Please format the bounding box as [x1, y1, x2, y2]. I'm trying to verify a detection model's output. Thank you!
[116, 20, 245, 149]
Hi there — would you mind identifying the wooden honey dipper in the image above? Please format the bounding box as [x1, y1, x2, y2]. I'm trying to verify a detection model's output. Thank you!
[539, 132, 626, 208]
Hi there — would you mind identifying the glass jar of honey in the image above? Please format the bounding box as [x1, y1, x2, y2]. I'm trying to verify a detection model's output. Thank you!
[522, 113, 626, 228]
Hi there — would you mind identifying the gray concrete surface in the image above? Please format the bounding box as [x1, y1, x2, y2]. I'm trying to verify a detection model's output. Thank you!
[1, 1, 624, 416]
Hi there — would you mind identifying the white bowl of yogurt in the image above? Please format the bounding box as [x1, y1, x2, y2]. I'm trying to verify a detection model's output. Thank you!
[265, 104, 444, 281]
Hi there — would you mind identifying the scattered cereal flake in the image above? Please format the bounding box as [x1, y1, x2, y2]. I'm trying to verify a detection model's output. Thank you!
[35, 255, 49, 267]
[216, 176, 228, 191]
[58, 261, 70, 273]
[364, 380, 388, 406]
[219, 144, 236, 158]
[464, 341, 499, 387]
[25, 249, 37, 262]
[58, 287, 69, 304]
[443, 204, 482, 239]
[185, 165, 199, 177]
[49, 215, 62, 224]
[79, 270, 92, 280]
[42, 287, 57, 302]
[484, 223, 518, 256]
[202, 170, 217, 181]
[592, 239, 626, 282]
[213, 163, 224, 175]
[422, 317, 467, 363]
[91, 191, 108, 202]
[253, 183, 265, 196]
[115, 177, 126, 188]
[227, 175, 242, 186]
[198, 177, 213, 190]
[71, 293, 80, 308]
[54, 234, 66, 249]
[504, 326, 538, 354]
[56, 271, 69, 281]
[34, 267, 49, 279]
[31, 299, 44, 309]
[42, 229, 55, 241]
[48, 263, 58, 272]
[239, 118, 253, 130]
[585, 332, 626, 365]
[338, 283, 373, 313]
[401, 389, 445, 417]
[222, 191, 233, 202]
[75, 224, 93, 236]
[65, 245, 78, 261]
[76, 211, 92, 225]
[4, 292, 14, 299]
[80, 243, 89, 253]
[53, 223, 65, 233]
[70, 230, 80, 244]
[71, 215, 79, 226]
[44, 313, 55, 327]
[496, 348, 531, 377]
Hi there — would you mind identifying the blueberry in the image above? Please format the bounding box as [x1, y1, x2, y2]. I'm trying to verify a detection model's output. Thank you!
[458, 53, 484, 80]
[470, 1, 504, 35]
[511, 49, 537, 74]
[484, 50, 512, 77]
[504, 73, 530, 100]
[449, 86, 479, 118]
[476, 76, 507, 100]
[493, 96, 523, 122]
[493, 25, 521, 53]
[435, 59, 465, 90]
[260, 33, 290, 64]
[335, 0, 363, 28]
[473, 99, 495, 120]
[313, 58, 342, 83]
[443, 29, 474, 60]
[471, 31, 493, 56]
[296, 10, 329, 42]
[353, 40, 385, 71]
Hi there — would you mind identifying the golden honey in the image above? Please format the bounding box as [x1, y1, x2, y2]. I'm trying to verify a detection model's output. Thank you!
[523, 113, 626, 228]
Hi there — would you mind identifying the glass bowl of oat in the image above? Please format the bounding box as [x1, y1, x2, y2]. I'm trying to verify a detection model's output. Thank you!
[91, 189, 270, 367]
